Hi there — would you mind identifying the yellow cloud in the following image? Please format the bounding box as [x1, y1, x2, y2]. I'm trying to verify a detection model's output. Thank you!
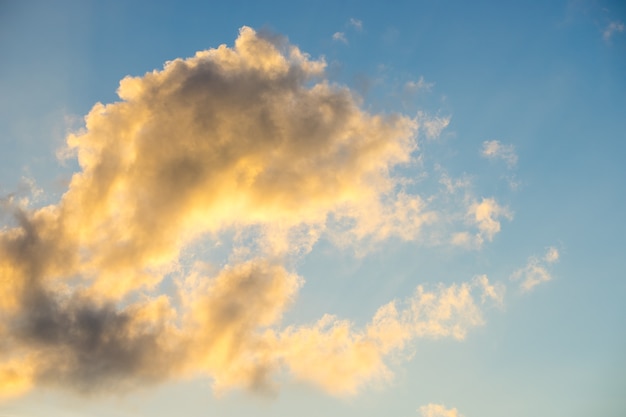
[56, 25, 419, 298]
[511, 246, 560, 292]
[469, 197, 512, 244]
[277, 277, 498, 394]
[419, 403, 464, 417]
[0, 26, 496, 399]
[0, 359, 34, 400]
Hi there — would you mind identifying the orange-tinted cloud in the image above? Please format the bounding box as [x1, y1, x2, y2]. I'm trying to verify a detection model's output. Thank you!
[419, 403, 464, 417]
[0, 26, 502, 398]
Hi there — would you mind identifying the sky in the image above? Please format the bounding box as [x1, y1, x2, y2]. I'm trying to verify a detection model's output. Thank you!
[0, 1, 625, 416]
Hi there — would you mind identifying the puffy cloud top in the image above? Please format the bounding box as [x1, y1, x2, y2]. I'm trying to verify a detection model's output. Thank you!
[0, 27, 500, 399]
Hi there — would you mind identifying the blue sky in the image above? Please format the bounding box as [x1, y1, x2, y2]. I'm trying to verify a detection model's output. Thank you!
[0, 1, 625, 417]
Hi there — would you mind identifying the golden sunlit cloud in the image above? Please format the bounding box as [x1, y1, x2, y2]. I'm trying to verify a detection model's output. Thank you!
[0, 26, 511, 398]
[419, 403, 464, 417]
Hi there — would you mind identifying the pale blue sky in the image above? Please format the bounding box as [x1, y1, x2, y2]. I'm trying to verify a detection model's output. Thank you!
[1, 1, 625, 417]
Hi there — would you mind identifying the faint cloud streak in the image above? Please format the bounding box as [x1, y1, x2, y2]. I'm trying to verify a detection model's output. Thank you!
[603, 21, 624, 41]
[419, 403, 464, 417]
[332, 32, 348, 44]
[511, 247, 560, 291]
[417, 111, 451, 140]
[481, 140, 518, 168]
[349, 18, 363, 31]
[404, 76, 434, 94]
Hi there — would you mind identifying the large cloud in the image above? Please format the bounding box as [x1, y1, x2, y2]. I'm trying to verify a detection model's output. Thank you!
[0, 26, 503, 398]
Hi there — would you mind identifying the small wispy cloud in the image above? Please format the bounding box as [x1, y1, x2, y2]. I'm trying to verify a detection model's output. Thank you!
[481, 140, 518, 168]
[417, 111, 451, 140]
[603, 21, 624, 41]
[419, 403, 464, 417]
[544, 246, 560, 263]
[349, 18, 363, 31]
[332, 32, 348, 44]
[511, 247, 560, 292]
[404, 76, 434, 94]
[333, 18, 363, 43]
[451, 231, 475, 248]
[439, 171, 471, 195]
[448, 197, 512, 250]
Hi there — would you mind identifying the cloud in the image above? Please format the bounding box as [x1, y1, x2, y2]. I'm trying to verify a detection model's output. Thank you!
[404, 76, 434, 94]
[481, 140, 518, 168]
[419, 403, 464, 417]
[0, 26, 504, 399]
[349, 18, 363, 31]
[451, 231, 474, 248]
[181, 259, 302, 393]
[511, 247, 560, 292]
[0, 359, 34, 400]
[544, 246, 559, 263]
[332, 32, 348, 44]
[417, 111, 451, 140]
[603, 21, 624, 41]
[438, 171, 471, 195]
[465, 197, 512, 246]
[333, 18, 363, 44]
[279, 276, 500, 394]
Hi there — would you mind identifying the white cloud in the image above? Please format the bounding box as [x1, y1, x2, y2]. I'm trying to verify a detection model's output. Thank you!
[349, 18, 363, 31]
[504, 174, 521, 191]
[419, 403, 464, 417]
[439, 171, 471, 195]
[603, 21, 624, 41]
[334, 18, 363, 44]
[481, 140, 518, 168]
[332, 32, 348, 44]
[405, 76, 434, 94]
[417, 111, 451, 140]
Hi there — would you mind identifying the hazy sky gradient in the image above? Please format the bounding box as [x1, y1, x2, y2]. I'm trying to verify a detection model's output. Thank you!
[1, 1, 625, 416]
